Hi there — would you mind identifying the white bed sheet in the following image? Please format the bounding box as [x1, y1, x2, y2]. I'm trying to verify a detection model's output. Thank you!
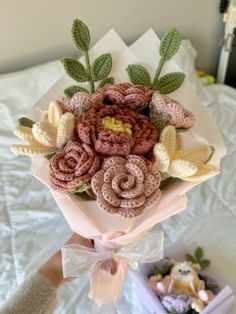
[0, 61, 236, 314]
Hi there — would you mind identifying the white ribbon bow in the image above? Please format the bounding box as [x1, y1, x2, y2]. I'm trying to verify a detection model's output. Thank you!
[61, 229, 163, 278]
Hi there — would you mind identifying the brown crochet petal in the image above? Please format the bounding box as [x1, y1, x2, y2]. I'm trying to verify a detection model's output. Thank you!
[104, 83, 154, 110]
[91, 155, 161, 218]
[151, 92, 195, 129]
[77, 104, 158, 157]
[49, 141, 100, 192]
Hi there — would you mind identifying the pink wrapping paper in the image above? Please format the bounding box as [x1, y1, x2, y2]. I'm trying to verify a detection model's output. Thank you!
[28, 29, 226, 303]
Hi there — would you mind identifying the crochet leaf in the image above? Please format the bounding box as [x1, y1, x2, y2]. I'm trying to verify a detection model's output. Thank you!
[71, 19, 90, 52]
[160, 177, 181, 191]
[70, 191, 95, 201]
[61, 58, 88, 82]
[98, 77, 114, 88]
[160, 28, 181, 61]
[199, 260, 210, 270]
[195, 247, 204, 261]
[91, 53, 112, 81]
[186, 253, 197, 263]
[73, 183, 92, 193]
[64, 85, 89, 98]
[154, 72, 185, 93]
[18, 117, 35, 128]
[126, 65, 152, 88]
[149, 104, 169, 132]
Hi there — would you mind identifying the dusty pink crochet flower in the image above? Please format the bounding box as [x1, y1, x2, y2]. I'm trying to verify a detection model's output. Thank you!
[50, 141, 100, 191]
[91, 155, 161, 218]
[103, 83, 154, 110]
[77, 103, 158, 156]
[57, 90, 104, 116]
[151, 92, 195, 128]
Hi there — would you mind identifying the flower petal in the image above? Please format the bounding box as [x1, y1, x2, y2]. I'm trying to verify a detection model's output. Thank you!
[182, 164, 219, 181]
[48, 101, 63, 127]
[153, 143, 170, 172]
[160, 126, 176, 159]
[181, 146, 214, 166]
[168, 159, 197, 178]
[10, 144, 55, 156]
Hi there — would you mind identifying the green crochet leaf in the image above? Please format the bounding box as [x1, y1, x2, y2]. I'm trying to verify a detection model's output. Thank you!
[91, 53, 112, 81]
[126, 64, 152, 88]
[195, 247, 204, 261]
[204, 146, 215, 164]
[44, 147, 63, 160]
[71, 19, 90, 51]
[154, 72, 185, 93]
[160, 177, 182, 191]
[69, 183, 95, 200]
[199, 259, 210, 270]
[71, 191, 94, 201]
[98, 77, 114, 88]
[61, 58, 88, 82]
[185, 253, 196, 263]
[64, 85, 89, 98]
[150, 111, 169, 133]
[160, 28, 181, 61]
[18, 117, 35, 128]
[73, 183, 92, 193]
[176, 127, 190, 133]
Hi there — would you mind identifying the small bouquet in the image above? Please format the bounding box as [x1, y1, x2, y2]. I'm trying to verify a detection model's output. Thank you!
[130, 246, 235, 313]
[11, 20, 226, 304]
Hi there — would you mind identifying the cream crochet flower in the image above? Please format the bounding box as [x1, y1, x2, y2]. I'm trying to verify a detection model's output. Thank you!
[11, 101, 75, 156]
[153, 126, 219, 181]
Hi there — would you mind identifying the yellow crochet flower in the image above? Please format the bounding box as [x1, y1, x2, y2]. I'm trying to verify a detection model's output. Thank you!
[11, 101, 75, 156]
[153, 126, 219, 181]
[102, 116, 132, 135]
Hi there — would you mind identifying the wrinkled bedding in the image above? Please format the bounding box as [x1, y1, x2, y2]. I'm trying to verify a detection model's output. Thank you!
[0, 61, 236, 313]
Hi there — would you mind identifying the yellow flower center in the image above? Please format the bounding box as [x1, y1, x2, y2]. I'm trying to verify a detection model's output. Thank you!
[172, 150, 183, 160]
[102, 116, 132, 135]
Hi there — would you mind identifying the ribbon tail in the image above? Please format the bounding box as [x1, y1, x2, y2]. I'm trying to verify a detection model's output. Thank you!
[89, 257, 128, 305]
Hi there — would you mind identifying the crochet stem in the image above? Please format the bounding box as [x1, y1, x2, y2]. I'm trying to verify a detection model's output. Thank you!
[152, 57, 165, 89]
[84, 51, 95, 93]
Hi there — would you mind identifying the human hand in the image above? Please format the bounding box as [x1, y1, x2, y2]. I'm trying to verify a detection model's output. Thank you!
[38, 233, 93, 288]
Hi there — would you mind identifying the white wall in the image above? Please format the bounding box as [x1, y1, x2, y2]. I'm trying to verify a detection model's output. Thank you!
[0, 0, 224, 74]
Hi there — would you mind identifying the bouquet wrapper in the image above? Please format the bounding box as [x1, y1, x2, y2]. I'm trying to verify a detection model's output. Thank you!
[28, 29, 226, 304]
[129, 244, 235, 314]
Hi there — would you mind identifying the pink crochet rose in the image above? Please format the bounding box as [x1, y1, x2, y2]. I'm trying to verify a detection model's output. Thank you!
[151, 92, 195, 128]
[77, 103, 158, 156]
[50, 141, 100, 191]
[103, 83, 154, 110]
[91, 155, 161, 218]
[57, 90, 104, 116]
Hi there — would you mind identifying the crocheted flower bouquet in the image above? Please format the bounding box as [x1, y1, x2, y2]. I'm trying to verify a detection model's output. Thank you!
[130, 246, 235, 313]
[11, 20, 226, 304]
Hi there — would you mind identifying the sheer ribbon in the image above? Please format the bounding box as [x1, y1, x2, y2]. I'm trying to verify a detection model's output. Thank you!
[61, 229, 163, 305]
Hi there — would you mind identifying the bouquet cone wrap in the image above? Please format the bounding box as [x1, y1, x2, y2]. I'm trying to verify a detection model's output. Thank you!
[27, 29, 226, 304]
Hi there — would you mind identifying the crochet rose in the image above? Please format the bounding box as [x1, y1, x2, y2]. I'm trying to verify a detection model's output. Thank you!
[77, 103, 158, 156]
[50, 141, 100, 191]
[103, 83, 153, 110]
[57, 90, 104, 116]
[91, 155, 161, 218]
[151, 92, 195, 129]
